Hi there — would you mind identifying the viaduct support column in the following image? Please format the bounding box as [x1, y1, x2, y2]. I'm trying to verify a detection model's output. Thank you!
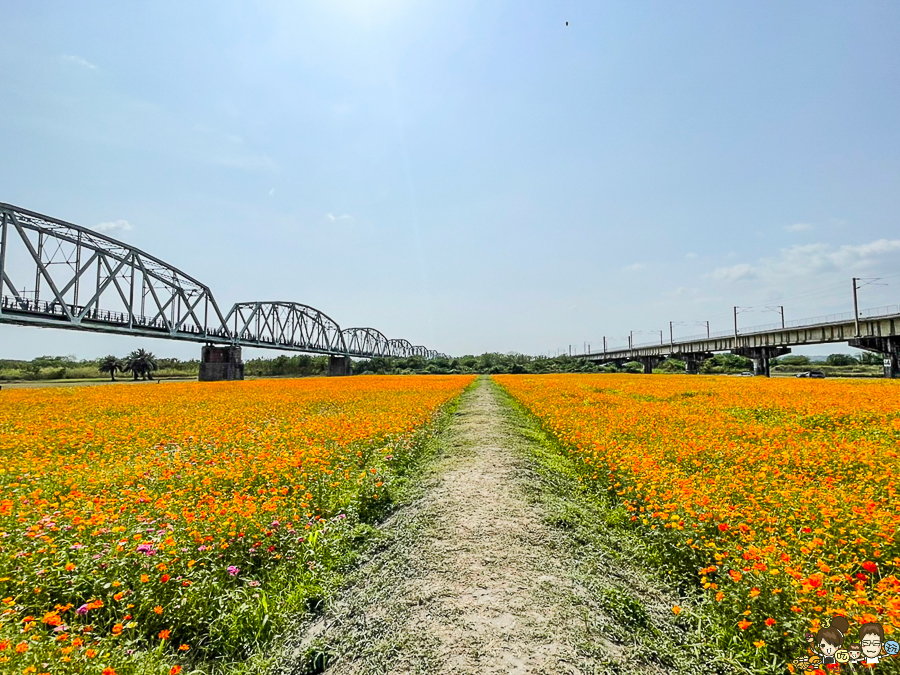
[328, 355, 352, 376]
[198, 345, 244, 381]
[731, 346, 791, 377]
[639, 356, 660, 374]
[850, 337, 900, 378]
[681, 352, 713, 375]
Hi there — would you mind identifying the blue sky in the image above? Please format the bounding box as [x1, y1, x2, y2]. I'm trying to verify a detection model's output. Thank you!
[1, 0, 899, 360]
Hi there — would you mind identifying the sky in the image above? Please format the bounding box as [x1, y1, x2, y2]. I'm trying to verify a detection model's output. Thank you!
[1, 0, 899, 360]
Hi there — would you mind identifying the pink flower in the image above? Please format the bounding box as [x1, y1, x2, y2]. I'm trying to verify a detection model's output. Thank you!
[227, 565, 240, 576]
[76, 604, 89, 616]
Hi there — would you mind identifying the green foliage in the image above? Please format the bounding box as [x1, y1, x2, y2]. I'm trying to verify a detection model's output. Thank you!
[857, 351, 883, 365]
[596, 585, 651, 628]
[245, 354, 328, 377]
[0, 354, 199, 381]
[98, 355, 124, 381]
[352, 352, 602, 376]
[656, 358, 686, 373]
[123, 348, 159, 380]
[699, 353, 753, 374]
[826, 353, 859, 366]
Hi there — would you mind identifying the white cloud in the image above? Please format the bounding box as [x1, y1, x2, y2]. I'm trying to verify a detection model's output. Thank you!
[707, 239, 900, 286]
[62, 54, 97, 70]
[785, 222, 814, 232]
[92, 220, 133, 234]
[269, 188, 275, 197]
[623, 263, 645, 272]
[685, 252, 697, 259]
[709, 262, 756, 282]
[326, 213, 353, 223]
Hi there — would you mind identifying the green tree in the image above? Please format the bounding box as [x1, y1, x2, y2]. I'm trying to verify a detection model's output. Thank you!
[826, 353, 859, 366]
[700, 353, 753, 374]
[124, 349, 158, 380]
[857, 351, 883, 365]
[98, 355, 124, 381]
[657, 358, 686, 373]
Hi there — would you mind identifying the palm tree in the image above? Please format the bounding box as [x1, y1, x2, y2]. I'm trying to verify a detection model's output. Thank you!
[124, 349, 159, 380]
[98, 355, 124, 381]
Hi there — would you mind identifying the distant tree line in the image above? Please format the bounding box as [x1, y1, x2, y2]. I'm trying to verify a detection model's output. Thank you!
[0, 352, 199, 382]
[0, 349, 885, 382]
[355, 353, 607, 375]
[244, 354, 330, 377]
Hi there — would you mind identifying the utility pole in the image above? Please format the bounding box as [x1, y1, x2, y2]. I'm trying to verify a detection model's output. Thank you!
[733, 306, 739, 340]
[704, 321, 710, 338]
[658, 330, 664, 345]
[669, 321, 674, 349]
[603, 336, 607, 354]
[852, 277, 860, 337]
[628, 331, 633, 350]
[779, 305, 785, 329]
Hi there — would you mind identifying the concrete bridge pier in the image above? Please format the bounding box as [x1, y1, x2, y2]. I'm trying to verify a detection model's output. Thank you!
[328, 355, 352, 376]
[850, 337, 900, 378]
[732, 346, 791, 377]
[639, 356, 661, 374]
[681, 352, 713, 374]
[199, 345, 245, 381]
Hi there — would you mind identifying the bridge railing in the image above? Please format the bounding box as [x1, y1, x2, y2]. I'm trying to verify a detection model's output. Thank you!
[586, 304, 900, 356]
[1, 294, 231, 338]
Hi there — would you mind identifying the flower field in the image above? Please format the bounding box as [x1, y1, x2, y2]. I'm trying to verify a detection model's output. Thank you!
[0, 374, 474, 675]
[495, 374, 900, 665]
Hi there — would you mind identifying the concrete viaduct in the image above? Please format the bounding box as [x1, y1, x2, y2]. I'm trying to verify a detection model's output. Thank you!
[580, 311, 900, 378]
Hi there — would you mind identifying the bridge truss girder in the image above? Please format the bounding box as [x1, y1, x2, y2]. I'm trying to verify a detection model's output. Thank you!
[388, 338, 414, 358]
[342, 327, 391, 357]
[224, 302, 348, 355]
[0, 203, 230, 340]
[0, 203, 447, 361]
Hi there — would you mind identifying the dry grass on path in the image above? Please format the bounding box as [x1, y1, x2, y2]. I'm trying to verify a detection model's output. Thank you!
[274, 376, 739, 675]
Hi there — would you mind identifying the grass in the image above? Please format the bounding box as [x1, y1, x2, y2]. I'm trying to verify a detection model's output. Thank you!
[489, 377, 747, 674]
[260, 379, 476, 675]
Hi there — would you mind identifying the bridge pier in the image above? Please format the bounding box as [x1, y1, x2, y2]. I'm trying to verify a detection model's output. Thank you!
[198, 345, 244, 381]
[328, 355, 352, 377]
[639, 356, 661, 374]
[732, 346, 790, 377]
[680, 352, 712, 374]
[850, 336, 900, 378]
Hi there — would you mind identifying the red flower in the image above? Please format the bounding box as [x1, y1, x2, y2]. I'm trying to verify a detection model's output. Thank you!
[718, 523, 729, 532]
[160, 574, 170, 583]
[862, 561, 878, 574]
[765, 617, 776, 627]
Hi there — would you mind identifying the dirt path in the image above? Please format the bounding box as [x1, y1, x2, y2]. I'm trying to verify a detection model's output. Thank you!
[276, 377, 735, 675]
[369, 375, 589, 673]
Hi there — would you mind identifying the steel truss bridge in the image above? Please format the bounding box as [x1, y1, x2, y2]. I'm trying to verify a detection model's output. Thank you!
[0, 203, 446, 360]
